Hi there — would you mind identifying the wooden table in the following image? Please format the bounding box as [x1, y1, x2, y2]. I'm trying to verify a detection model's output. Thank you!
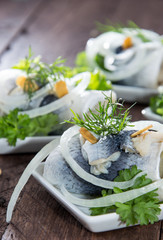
[0, 0, 163, 239]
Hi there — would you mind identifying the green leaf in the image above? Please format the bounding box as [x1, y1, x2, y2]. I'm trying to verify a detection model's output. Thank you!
[114, 165, 141, 182]
[0, 109, 59, 146]
[115, 201, 137, 226]
[95, 54, 111, 72]
[90, 165, 161, 226]
[87, 72, 112, 90]
[150, 94, 163, 117]
[75, 51, 88, 67]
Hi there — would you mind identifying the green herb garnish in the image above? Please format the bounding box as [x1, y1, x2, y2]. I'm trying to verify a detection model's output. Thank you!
[0, 109, 59, 146]
[66, 51, 112, 90]
[90, 165, 161, 226]
[87, 71, 112, 90]
[96, 20, 151, 42]
[95, 53, 112, 72]
[66, 94, 134, 136]
[150, 94, 163, 116]
[13, 47, 69, 99]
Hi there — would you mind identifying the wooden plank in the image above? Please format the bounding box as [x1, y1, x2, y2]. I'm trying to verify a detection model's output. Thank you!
[0, 0, 42, 55]
[0, 0, 163, 70]
[0, 154, 33, 170]
[114, 0, 163, 34]
[124, 103, 147, 121]
[2, 225, 26, 240]
[0, 0, 122, 69]
[0, 155, 33, 193]
[0, 154, 33, 239]
[161, 222, 163, 240]
[2, 177, 162, 240]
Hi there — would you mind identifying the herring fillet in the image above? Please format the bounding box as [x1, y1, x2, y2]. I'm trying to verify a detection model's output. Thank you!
[60, 126, 146, 189]
[43, 145, 102, 195]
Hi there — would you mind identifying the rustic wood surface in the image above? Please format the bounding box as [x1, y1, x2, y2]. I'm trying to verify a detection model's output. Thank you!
[0, 0, 163, 239]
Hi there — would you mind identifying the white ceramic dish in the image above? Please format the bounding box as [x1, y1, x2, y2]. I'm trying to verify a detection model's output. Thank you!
[142, 107, 163, 123]
[113, 84, 158, 103]
[32, 163, 163, 233]
[0, 136, 58, 154]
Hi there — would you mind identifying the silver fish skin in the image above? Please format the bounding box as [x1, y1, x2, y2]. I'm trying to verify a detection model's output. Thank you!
[43, 144, 102, 195]
[81, 130, 163, 181]
[82, 130, 136, 165]
[44, 128, 163, 195]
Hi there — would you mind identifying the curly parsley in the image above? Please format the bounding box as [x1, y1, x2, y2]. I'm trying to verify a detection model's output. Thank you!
[150, 94, 163, 117]
[90, 166, 161, 226]
[0, 109, 59, 146]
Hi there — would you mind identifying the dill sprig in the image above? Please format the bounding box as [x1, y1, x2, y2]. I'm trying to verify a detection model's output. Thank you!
[66, 94, 134, 136]
[13, 47, 70, 99]
[96, 20, 151, 42]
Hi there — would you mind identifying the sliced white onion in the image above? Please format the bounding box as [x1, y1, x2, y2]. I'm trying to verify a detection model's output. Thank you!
[6, 137, 60, 223]
[70, 72, 90, 95]
[19, 72, 90, 118]
[1, 71, 90, 115]
[86, 30, 162, 81]
[0, 83, 51, 107]
[86, 32, 146, 80]
[61, 179, 163, 207]
[60, 126, 145, 189]
[0, 68, 51, 108]
[20, 91, 74, 118]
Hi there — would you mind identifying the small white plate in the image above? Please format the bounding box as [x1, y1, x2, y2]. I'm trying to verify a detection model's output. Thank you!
[113, 84, 158, 103]
[0, 136, 59, 154]
[142, 107, 163, 123]
[32, 163, 163, 233]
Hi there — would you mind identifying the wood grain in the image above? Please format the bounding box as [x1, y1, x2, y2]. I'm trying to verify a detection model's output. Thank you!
[0, 0, 163, 239]
[0, 0, 42, 55]
[0, 0, 124, 69]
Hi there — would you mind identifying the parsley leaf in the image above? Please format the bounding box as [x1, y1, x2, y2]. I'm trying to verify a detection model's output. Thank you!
[90, 165, 161, 226]
[87, 71, 112, 90]
[65, 51, 112, 91]
[150, 94, 163, 117]
[0, 109, 59, 146]
[95, 53, 112, 72]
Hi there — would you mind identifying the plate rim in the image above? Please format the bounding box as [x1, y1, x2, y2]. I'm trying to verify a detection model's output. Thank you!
[141, 107, 163, 123]
[32, 163, 163, 233]
[112, 84, 158, 103]
[0, 135, 60, 154]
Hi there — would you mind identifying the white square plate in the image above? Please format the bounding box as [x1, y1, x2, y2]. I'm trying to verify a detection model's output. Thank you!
[32, 163, 163, 233]
[142, 107, 163, 123]
[0, 136, 59, 154]
[113, 84, 158, 103]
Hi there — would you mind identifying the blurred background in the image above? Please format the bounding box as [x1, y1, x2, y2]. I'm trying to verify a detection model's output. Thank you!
[0, 0, 163, 69]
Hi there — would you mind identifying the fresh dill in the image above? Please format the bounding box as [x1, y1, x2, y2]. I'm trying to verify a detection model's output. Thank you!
[96, 20, 151, 42]
[66, 94, 134, 136]
[13, 47, 70, 99]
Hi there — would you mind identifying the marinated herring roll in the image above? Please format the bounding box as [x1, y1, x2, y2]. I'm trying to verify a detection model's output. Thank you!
[86, 27, 163, 88]
[6, 96, 163, 226]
